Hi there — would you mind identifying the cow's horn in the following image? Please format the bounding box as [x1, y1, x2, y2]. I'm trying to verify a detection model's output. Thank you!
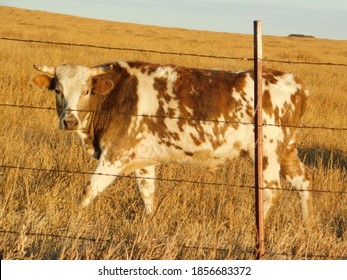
[33, 64, 55, 75]
[90, 64, 114, 76]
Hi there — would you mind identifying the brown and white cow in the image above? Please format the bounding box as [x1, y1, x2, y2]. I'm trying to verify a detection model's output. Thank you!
[30, 61, 312, 221]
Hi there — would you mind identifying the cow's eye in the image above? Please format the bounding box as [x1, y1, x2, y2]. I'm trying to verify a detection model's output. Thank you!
[82, 90, 90, 96]
[55, 89, 63, 96]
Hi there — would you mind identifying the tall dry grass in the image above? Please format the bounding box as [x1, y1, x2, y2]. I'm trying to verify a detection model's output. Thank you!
[0, 6, 346, 259]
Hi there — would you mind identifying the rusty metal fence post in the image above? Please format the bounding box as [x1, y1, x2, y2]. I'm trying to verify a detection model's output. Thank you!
[253, 20, 265, 259]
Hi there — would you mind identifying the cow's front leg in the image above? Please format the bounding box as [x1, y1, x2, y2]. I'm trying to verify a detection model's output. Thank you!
[79, 157, 120, 208]
[77, 131, 101, 160]
[134, 166, 156, 215]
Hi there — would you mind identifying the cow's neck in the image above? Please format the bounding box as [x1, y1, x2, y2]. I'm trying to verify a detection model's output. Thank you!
[77, 108, 108, 159]
[76, 63, 139, 159]
[77, 126, 101, 159]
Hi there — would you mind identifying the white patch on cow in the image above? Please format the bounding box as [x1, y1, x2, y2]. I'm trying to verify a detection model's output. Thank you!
[265, 73, 297, 117]
[55, 64, 91, 122]
[232, 74, 254, 119]
[262, 143, 282, 219]
[263, 189, 274, 218]
[263, 125, 284, 143]
[135, 166, 156, 215]
[226, 124, 253, 151]
[155, 66, 173, 77]
[122, 63, 180, 133]
[263, 155, 281, 184]
[166, 68, 178, 93]
[159, 69, 179, 117]
[243, 73, 256, 99]
[76, 130, 95, 156]
[285, 174, 310, 219]
[130, 71, 160, 133]
[286, 174, 309, 191]
[77, 130, 89, 143]
[81, 113, 90, 128]
[163, 117, 180, 137]
[80, 158, 121, 207]
[288, 138, 297, 146]
[185, 106, 194, 116]
[214, 137, 241, 160]
[117, 61, 129, 69]
[137, 76, 160, 115]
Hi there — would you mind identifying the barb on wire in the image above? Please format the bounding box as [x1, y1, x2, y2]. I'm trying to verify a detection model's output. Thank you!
[1, 102, 347, 131]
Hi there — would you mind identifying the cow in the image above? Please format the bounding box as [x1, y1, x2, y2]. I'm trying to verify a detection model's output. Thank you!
[30, 61, 312, 221]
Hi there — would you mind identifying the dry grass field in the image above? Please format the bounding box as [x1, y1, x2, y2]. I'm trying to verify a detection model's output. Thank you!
[0, 6, 346, 260]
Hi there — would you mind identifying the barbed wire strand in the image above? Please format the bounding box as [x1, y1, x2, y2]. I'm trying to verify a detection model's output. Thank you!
[0, 229, 345, 259]
[0, 163, 254, 190]
[2, 36, 347, 67]
[1, 102, 347, 131]
[1, 164, 346, 195]
[0, 37, 252, 62]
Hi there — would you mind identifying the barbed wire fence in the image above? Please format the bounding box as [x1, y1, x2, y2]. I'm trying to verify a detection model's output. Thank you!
[2, 36, 347, 67]
[0, 36, 346, 260]
[1, 228, 345, 260]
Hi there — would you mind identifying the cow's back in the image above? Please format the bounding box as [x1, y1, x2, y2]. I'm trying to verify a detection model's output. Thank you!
[125, 64, 307, 167]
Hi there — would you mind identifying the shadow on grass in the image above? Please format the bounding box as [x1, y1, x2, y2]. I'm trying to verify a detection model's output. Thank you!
[298, 147, 347, 171]
[299, 147, 346, 241]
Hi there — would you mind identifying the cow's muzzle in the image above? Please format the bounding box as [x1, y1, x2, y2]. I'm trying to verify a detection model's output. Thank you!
[62, 115, 79, 130]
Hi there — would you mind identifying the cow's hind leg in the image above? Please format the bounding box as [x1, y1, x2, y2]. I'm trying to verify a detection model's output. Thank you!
[280, 142, 312, 222]
[262, 152, 282, 220]
[257, 131, 287, 220]
[135, 166, 156, 215]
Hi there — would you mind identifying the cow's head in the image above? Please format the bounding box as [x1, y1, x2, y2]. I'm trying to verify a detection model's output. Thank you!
[30, 64, 115, 130]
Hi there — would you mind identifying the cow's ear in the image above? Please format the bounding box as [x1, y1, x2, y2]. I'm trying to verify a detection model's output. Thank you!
[92, 77, 115, 95]
[30, 74, 54, 91]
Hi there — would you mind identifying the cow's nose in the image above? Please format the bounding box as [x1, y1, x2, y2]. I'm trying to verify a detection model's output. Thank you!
[62, 116, 78, 130]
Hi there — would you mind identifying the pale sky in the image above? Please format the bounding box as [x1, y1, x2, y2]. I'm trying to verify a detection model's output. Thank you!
[1, 0, 346, 39]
